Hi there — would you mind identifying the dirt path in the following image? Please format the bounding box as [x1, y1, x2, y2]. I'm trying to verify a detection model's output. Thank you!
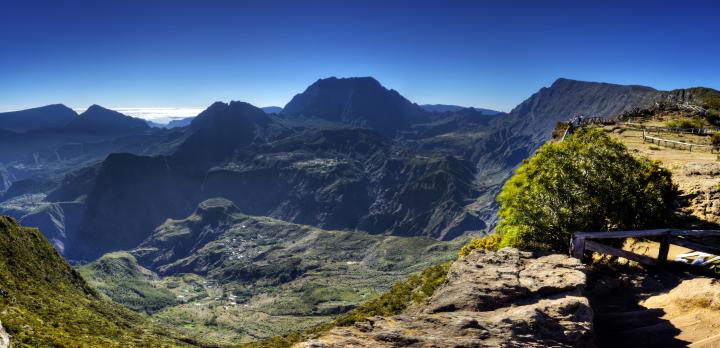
[589, 264, 720, 348]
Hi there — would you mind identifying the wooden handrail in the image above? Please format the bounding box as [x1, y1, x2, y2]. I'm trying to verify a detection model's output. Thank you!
[642, 130, 718, 152]
[571, 229, 720, 266]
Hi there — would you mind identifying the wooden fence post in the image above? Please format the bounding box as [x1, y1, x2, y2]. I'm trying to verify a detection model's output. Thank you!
[571, 235, 586, 259]
[658, 234, 670, 263]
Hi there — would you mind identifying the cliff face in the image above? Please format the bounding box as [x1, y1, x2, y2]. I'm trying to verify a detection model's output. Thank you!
[298, 248, 593, 347]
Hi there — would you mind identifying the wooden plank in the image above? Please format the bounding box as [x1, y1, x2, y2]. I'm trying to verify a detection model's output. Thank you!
[670, 230, 720, 237]
[584, 240, 658, 266]
[668, 236, 720, 255]
[574, 229, 670, 239]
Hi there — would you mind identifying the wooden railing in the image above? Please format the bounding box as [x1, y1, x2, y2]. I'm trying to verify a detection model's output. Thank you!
[571, 229, 720, 266]
[623, 122, 719, 135]
[642, 130, 719, 153]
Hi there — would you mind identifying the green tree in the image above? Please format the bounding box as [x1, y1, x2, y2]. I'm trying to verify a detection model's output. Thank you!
[495, 129, 676, 252]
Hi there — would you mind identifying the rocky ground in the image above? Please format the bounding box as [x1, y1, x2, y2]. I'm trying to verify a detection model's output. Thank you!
[297, 248, 593, 347]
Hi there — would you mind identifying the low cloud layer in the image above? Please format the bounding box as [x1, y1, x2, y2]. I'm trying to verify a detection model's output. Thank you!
[73, 107, 204, 123]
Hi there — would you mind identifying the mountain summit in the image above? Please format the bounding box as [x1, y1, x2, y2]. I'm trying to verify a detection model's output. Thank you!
[65, 104, 150, 133]
[282, 77, 429, 134]
[0, 104, 77, 132]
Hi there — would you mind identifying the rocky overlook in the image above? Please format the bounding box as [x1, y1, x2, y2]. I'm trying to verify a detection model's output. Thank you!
[298, 248, 593, 347]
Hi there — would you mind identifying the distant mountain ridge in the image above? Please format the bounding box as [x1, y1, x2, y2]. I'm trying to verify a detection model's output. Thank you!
[421, 104, 500, 115]
[2, 76, 678, 262]
[261, 106, 283, 114]
[66, 104, 150, 133]
[0, 104, 77, 132]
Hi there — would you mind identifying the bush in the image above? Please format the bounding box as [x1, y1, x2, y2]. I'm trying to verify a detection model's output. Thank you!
[494, 129, 676, 252]
[666, 118, 704, 129]
[712, 133, 720, 147]
[458, 234, 502, 257]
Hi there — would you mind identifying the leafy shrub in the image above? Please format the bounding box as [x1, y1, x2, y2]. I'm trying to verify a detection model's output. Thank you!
[712, 133, 720, 147]
[458, 234, 502, 257]
[494, 129, 676, 252]
[666, 118, 704, 129]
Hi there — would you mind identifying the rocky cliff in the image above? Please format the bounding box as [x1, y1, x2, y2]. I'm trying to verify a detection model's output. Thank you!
[298, 248, 593, 347]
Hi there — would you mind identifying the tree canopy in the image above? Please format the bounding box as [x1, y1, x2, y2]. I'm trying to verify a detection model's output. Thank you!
[494, 128, 676, 252]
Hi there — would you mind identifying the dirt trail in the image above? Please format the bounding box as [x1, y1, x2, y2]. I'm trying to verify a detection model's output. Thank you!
[642, 278, 720, 347]
[589, 265, 720, 348]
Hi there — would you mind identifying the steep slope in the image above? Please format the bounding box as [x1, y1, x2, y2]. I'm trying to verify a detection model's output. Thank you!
[64, 97, 479, 259]
[282, 77, 430, 134]
[66, 104, 150, 133]
[0, 216, 197, 347]
[0, 104, 77, 132]
[66, 101, 291, 259]
[469, 78, 663, 226]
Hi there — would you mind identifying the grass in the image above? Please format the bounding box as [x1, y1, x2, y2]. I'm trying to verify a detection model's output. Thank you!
[665, 117, 704, 129]
[77, 252, 179, 314]
[88, 209, 464, 345]
[241, 261, 452, 348]
[0, 216, 203, 347]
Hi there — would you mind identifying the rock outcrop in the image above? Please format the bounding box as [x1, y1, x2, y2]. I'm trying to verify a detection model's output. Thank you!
[298, 248, 593, 347]
[0, 320, 9, 348]
[679, 162, 720, 225]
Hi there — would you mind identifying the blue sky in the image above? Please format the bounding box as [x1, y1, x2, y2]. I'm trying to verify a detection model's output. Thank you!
[1, 0, 719, 116]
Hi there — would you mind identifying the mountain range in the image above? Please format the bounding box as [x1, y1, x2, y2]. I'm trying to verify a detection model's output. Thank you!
[2, 76, 718, 344]
[0, 76, 674, 261]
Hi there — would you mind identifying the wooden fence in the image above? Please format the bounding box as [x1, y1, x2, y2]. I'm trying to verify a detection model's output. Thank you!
[624, 122, 719, 136]
[571, 229, 720, 266]
[642, 130, 718, 153]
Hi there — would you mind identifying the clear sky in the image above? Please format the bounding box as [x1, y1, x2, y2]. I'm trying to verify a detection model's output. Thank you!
[1, 0, 719, 115]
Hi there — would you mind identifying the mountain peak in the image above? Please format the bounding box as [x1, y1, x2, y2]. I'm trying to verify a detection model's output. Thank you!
[550, 78, 658, 92]
[195, 197, 241, 217]
[0, 104, 77, 132]
[282, 76, 428, 134]
[189, 100, 268, 130]
[67, 105, 149, 133]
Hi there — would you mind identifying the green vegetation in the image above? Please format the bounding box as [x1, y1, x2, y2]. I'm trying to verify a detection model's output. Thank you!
[78, 205, 463, 345]
[493, 129, 676, 252]
[243, 261, 452, 348]
[712, 133, 720, 147]
[78, 252, 179, 314]
[686, 87, 720, 112]
[0, 216, 198, 347]
[458, 233, 502, 256]
[335, 261, 451, 325]
[665, 117, 704, 129]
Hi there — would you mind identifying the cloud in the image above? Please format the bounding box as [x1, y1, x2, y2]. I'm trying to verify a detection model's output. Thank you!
[73, 107, 204, 123]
